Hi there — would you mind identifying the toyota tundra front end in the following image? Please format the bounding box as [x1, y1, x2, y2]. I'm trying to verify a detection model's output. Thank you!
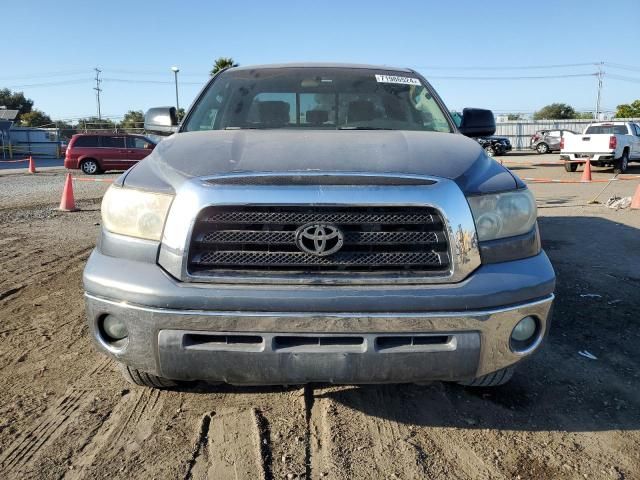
[83, 64, 555, 388]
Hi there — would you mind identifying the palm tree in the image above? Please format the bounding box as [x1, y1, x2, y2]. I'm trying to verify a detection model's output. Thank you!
[210, 57, 238, 76]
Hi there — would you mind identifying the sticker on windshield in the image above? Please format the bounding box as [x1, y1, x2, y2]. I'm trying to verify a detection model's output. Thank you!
[375, 74, 421, 85]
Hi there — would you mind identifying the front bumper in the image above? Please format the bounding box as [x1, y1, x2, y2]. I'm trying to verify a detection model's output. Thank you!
[84, 249, 555, 385]
[86, 293, 553, 384]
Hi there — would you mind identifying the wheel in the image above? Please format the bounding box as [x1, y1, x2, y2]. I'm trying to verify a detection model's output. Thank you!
[80, 159, 101, 175]
[458, 366, 515, 387]
[118, 364, 178, 389]
[484, 145, 496, 157]
[536, 143, 549, 154]
[613, 150, 629, 174]
[564, 161, 578, 172]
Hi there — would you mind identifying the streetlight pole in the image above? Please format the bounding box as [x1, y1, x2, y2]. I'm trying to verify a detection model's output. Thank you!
[171, 66, 180, 117]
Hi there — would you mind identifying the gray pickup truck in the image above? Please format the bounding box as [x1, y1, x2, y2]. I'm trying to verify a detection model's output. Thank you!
[84, 64, 555, 388]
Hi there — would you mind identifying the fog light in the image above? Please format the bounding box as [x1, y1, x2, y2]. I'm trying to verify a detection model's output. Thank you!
[510, 316, 540, 353]
[102, 315, 128, 341]
[512, 316, 537, 342]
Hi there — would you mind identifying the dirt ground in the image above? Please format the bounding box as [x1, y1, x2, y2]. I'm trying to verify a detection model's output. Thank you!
[1, 157, 639, 479]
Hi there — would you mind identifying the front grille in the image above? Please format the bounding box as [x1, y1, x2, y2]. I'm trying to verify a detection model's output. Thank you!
[188, 206, 450, 273]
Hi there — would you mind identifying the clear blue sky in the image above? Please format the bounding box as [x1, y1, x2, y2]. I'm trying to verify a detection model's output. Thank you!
[3, 0, 639, 121]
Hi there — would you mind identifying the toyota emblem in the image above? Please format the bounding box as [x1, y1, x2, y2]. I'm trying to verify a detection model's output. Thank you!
[294, 223, 344, 256]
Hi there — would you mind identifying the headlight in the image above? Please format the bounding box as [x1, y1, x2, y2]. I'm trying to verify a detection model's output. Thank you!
[101, 186, 173, 241]
[467, 189, 537, 241]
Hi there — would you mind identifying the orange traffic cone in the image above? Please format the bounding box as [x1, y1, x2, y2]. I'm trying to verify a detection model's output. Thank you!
[28, 156, 36, 174]
[581, 158, 592, 182]
[631, 184, 640, 210]
[59, 173, 78, 211]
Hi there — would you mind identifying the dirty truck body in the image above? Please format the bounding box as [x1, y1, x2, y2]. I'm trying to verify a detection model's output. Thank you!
[83, 64, 555, 387]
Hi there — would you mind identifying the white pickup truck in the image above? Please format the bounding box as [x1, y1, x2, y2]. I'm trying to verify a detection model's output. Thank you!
[560, 121, 640, 173]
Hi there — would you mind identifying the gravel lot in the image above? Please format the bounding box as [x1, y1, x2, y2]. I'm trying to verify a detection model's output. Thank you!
[0, 158, 639, 479]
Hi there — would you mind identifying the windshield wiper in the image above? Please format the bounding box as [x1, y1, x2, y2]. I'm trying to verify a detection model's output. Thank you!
[337, 126, 393, 130]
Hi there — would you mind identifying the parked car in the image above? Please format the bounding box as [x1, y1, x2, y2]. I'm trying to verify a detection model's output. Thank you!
[475, 136, 511, 156]
[64, 133, 156, 174]
[530, 129, 577, 154]
[84, 64, 555, 389]
[490, 135, 512, 154]
[560, 122, 640, 173]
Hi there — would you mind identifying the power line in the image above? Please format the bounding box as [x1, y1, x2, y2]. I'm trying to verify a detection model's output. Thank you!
[604, 62, 640, 72]
[607, 73, 640, 84]
[413, 62, 598, 71]
[428, 73, 597, 80]
[5, 79, 92, 89]
[101, 68, 206, 78]
[0, 70, 88, 81]
[102, 77, 203, 85]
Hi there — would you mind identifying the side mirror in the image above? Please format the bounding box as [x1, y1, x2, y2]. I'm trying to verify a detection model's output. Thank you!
[458, 108, 496, 137]
[144, 107, 179, 135]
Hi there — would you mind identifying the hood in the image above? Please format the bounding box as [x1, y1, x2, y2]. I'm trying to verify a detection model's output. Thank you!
[123, 129, 518, 195]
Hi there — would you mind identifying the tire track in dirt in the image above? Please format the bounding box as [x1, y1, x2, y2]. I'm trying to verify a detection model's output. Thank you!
[0, 244, 92, 349]
[0, 285, 25, 302]
[62, 388, 165, 480]
[0, 355, 112, 477]
[205, 407, 269, 479]
[307, 385, 510, 479]
[183, 412, 213, 480]
[179, 387, 310, 480]
[18, 246, 93, 285]
[0, 389, 91, 473]
[308, 386, 334, 479]
[111, 388, 164, 450]
[0, 238, 92, 292]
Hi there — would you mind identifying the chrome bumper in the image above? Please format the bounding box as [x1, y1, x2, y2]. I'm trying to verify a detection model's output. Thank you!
[85, 293, 553, 385]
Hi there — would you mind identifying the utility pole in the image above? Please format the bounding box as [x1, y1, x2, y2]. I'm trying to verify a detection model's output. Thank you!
[595, 61, 604, 120]
[171, 66, 180, 116]
[94, 68, 102, 120]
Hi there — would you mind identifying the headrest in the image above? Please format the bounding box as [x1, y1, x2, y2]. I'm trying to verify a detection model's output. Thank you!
[306, 110, 329, 125]
[347, 100, 376, 122]
[258, 101, 290, 126]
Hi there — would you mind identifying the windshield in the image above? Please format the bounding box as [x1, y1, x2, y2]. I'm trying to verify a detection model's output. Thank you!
[183, 67, 453, 133]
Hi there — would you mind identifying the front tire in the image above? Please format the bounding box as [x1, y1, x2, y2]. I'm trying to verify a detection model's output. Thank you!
[119, 364, 178, 389]
[536, 143, 549, 154]
[484, 145, 496, 157]
[458, 366, 515, 387]
[564, 161, 578, 172]
[613, 151, 629, 174]
[80, 159, 101, 175]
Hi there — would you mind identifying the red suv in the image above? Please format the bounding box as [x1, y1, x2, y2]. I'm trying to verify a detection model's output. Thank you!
[64, 133, 156, 174]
